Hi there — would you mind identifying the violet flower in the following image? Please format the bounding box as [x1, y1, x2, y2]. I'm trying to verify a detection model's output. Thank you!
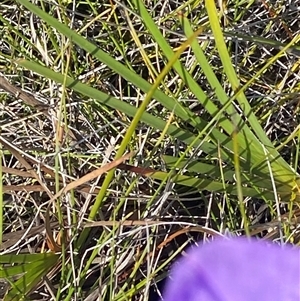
[163, 237, 300, 301]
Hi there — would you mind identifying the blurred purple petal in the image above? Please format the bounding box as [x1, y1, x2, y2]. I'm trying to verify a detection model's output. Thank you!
[163, 238, 300, 301]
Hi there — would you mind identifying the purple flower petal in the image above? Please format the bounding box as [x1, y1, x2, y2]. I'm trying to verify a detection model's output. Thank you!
[163, 238, 300, 301]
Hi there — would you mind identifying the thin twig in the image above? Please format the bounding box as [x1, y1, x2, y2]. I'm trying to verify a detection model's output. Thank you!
[0, 75, 50, 114]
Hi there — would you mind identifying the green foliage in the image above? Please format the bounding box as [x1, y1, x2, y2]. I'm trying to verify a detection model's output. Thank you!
[1, 253, 59, 301]
[16, 0, 300, 202]
[1, 0, 300, 299]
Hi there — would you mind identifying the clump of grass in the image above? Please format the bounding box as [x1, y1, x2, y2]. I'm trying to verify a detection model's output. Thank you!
[1, 0, 300, 300]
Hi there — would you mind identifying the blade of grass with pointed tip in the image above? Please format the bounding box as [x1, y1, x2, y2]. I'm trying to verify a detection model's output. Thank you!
[205, 0, 298, 186]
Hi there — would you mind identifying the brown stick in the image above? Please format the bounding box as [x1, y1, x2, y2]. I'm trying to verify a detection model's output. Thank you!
[0, 75, 50, 113]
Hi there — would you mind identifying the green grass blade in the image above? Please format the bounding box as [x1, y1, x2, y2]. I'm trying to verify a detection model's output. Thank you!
[0, 252, 58, 264]
[133, 168, 273, 199]
[205, 0, 298, 189]
[3, 253, 59, 301]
